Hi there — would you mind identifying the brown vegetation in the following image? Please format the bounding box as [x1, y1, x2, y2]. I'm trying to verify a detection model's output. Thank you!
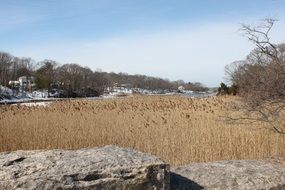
[225, 19, 285, 134]
[0, 96, 284, 166]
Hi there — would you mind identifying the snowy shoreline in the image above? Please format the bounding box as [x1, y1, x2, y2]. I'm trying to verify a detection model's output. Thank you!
[0, 93, 216, 106]
[1, 85, 216, 105]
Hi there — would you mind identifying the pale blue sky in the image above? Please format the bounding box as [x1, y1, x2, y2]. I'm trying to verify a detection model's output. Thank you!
[1, 0, 285, 86]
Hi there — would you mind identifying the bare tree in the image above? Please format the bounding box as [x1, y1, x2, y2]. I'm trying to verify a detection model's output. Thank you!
[226, 19, 285, 134]
[0, 52, 13, 86]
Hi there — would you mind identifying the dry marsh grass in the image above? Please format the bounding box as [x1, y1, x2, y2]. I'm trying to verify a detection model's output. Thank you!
[0, 95, 284, 166]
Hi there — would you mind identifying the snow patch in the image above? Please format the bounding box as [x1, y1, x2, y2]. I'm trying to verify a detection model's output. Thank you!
[17, 102, 51, 107]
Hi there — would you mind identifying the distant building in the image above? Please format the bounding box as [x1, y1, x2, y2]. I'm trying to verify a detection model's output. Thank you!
[178, 86, 185, 92]
[9, 76, 35, 91]
[18, 76, 35, 88]
[8, 80, 20, 87]
[120, 83, 131, 88]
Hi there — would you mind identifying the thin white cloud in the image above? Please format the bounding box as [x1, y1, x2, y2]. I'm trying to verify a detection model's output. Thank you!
[0, 5, 43, 32]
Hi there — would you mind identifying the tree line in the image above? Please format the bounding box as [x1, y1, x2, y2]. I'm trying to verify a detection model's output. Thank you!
[0, 52, 208, 97]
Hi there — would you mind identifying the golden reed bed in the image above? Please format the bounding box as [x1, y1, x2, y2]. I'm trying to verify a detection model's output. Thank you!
[0, 95, 284, 166]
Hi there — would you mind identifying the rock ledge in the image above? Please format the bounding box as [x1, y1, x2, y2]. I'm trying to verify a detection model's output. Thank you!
[171, 159, 285, 190]
[1, 146, 285, 190]
[0, 145, 170, 190]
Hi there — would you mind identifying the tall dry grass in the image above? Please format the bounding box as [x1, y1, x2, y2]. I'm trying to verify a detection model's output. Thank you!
[0, 95, 284, 166]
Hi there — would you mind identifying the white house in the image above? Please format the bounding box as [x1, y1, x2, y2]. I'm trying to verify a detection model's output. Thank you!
[9, 76, 35, 91]
[178, 86, 185, 92]
[8, 80, 20, 87]
[18, 76, 36, 88]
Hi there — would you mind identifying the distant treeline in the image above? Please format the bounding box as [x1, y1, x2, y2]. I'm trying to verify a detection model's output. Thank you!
[0, 51, 208, 97]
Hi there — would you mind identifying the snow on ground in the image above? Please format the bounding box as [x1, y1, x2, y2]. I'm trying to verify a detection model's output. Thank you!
[0, 86, 51, 104]
[1, 85, 217, 105]
[0, 86, 13, 95]
[32, 90, 49, 98]
[18, 102, 51, 107]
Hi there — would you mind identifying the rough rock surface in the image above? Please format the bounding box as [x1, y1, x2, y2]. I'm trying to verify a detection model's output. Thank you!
[171, 158, 285, 190]
[0, 145, 170, 190]
[1, 146, 285, 190]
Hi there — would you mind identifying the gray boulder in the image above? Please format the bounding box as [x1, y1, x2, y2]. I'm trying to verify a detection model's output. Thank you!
[0, 145, 170, 190]
[171, 159, 285, 190]
[1, 145, 285, 190]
